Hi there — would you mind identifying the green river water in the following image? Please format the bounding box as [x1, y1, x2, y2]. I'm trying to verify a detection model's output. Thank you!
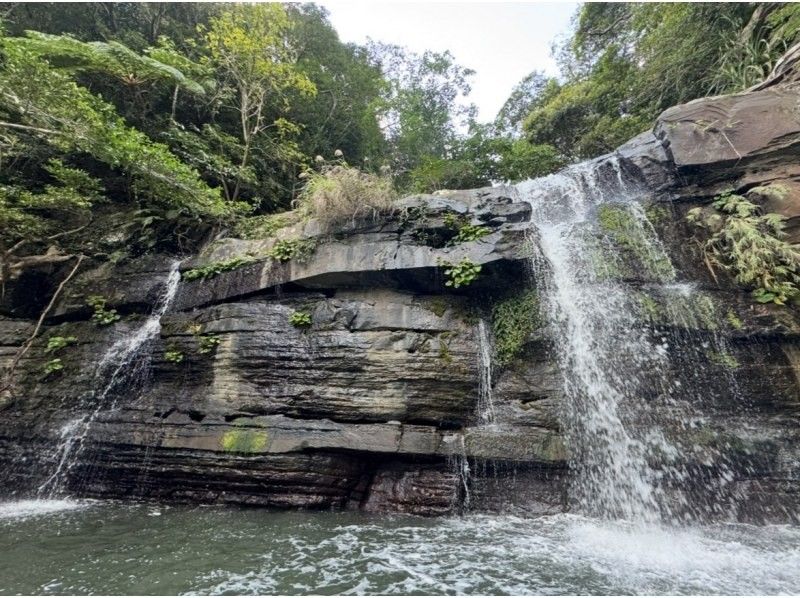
[1, 500, 799, 595]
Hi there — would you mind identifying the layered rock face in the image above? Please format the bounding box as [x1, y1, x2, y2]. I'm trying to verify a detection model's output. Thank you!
[1, 78, 799, 520]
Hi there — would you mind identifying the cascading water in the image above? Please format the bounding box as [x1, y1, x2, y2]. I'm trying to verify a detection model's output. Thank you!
[37, 261, 182, 498]
[515, 158, 740, 523]
[475, 319, 495, 426]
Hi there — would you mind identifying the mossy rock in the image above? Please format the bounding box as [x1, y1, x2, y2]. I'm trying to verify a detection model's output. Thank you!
[220, 429, 269, 454]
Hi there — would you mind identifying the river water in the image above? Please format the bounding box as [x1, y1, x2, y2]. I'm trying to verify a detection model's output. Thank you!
[0, 500, 799, 595]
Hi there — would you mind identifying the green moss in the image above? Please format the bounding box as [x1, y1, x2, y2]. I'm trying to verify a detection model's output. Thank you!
[596, 204, 673, 280]
[644, 202, 670, 226]
[492, 289, 540, 367]
[220, 429, 269, 454]
[234, 213, 292, 239]
[438, 333, 453, 364]
[183, 257, 257, 281]
[637, 293, 661, 322]
[726, 309, 743, 330]
[289, 310, 312, 328]
[427, 297, 449, 318]
[693, 294, 719, 330]
[707, 349, 739, 369]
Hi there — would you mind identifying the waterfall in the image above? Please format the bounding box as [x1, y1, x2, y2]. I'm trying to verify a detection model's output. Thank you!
[514, 158, 738, 523]
[476, 319, 495, 426]
[37, 261, 182, 497]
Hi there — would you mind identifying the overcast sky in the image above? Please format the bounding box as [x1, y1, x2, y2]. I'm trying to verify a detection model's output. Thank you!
[321, 2, 579, 123]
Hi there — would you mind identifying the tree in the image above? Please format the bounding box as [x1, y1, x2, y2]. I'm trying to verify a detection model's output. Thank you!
[205, 3, 316, 203]
[494, 71, 549, 138]
[286, 4, 387, 167]
[368, 42, 477, 182]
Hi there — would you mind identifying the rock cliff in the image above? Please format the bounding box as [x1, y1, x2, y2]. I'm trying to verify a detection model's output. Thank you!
[1, 74, 799, 520]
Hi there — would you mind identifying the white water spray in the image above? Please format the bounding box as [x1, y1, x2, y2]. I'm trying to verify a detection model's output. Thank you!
[37, 262, 182, 497]
[515, 159, 694, 522]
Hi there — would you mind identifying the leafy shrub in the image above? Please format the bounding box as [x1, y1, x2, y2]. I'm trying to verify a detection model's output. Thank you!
[42, 358, 64, 377]
[289, 310, 312, 328]
[233, 213, 294, 240]
[687, 188, 800, 305]
[164, 348, 184, 363]
[492, 290, 540, 366]
[45, 335, 77, 354]
[295, 164, 396, 230]
[198, 334, 220, 355]
[440, 258, 482, 288]
[268, 237, 316, 263]
[86, 296, 121, 326]
[443, 213, 490, 244]
[182, 257, 256, 281]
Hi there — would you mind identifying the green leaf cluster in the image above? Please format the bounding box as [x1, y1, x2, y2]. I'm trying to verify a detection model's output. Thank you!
[289, 310, 312, 328]
[491, 290, 540, 367]
[443, 213, 490, 245]
[182, 257, 256, 281]
[164, 348, 184, 363]
[268, 237, 316, 263]
[687, 188, 800, 305]
[440, 258, 482, 288]
[45, 335, 78, 354]
[86, 295, 121, 326]
[42, 358, 64, 377]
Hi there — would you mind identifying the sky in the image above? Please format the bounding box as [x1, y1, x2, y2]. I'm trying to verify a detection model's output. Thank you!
[321, 2, 579, 123]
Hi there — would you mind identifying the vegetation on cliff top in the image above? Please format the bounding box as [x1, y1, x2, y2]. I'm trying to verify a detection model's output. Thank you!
[1, 2, 798, 305]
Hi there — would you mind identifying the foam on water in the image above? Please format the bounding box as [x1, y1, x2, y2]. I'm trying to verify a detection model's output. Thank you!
[0, 503, 797, 594]
[0, 499, 87, 520]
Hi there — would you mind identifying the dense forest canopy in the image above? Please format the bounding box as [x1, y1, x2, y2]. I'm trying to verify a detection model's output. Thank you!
[0, 2, 798, 280]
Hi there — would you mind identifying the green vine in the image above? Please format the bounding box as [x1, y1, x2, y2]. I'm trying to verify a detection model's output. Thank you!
[491, 290, 540, 366]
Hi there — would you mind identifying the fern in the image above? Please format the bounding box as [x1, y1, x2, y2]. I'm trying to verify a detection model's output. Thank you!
[688, 188, 800, 305]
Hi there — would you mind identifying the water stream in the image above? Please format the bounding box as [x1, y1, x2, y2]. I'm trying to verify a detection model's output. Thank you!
[515, 158, 739, 523]
[37, 261, 182, 497]
[476, 318, 495, 426]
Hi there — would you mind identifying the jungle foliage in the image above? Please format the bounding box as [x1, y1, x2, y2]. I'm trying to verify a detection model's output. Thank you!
[0, 1, 795, 285]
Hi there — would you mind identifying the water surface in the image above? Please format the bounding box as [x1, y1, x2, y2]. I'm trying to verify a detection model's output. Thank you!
[1, 500, 798, 595]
